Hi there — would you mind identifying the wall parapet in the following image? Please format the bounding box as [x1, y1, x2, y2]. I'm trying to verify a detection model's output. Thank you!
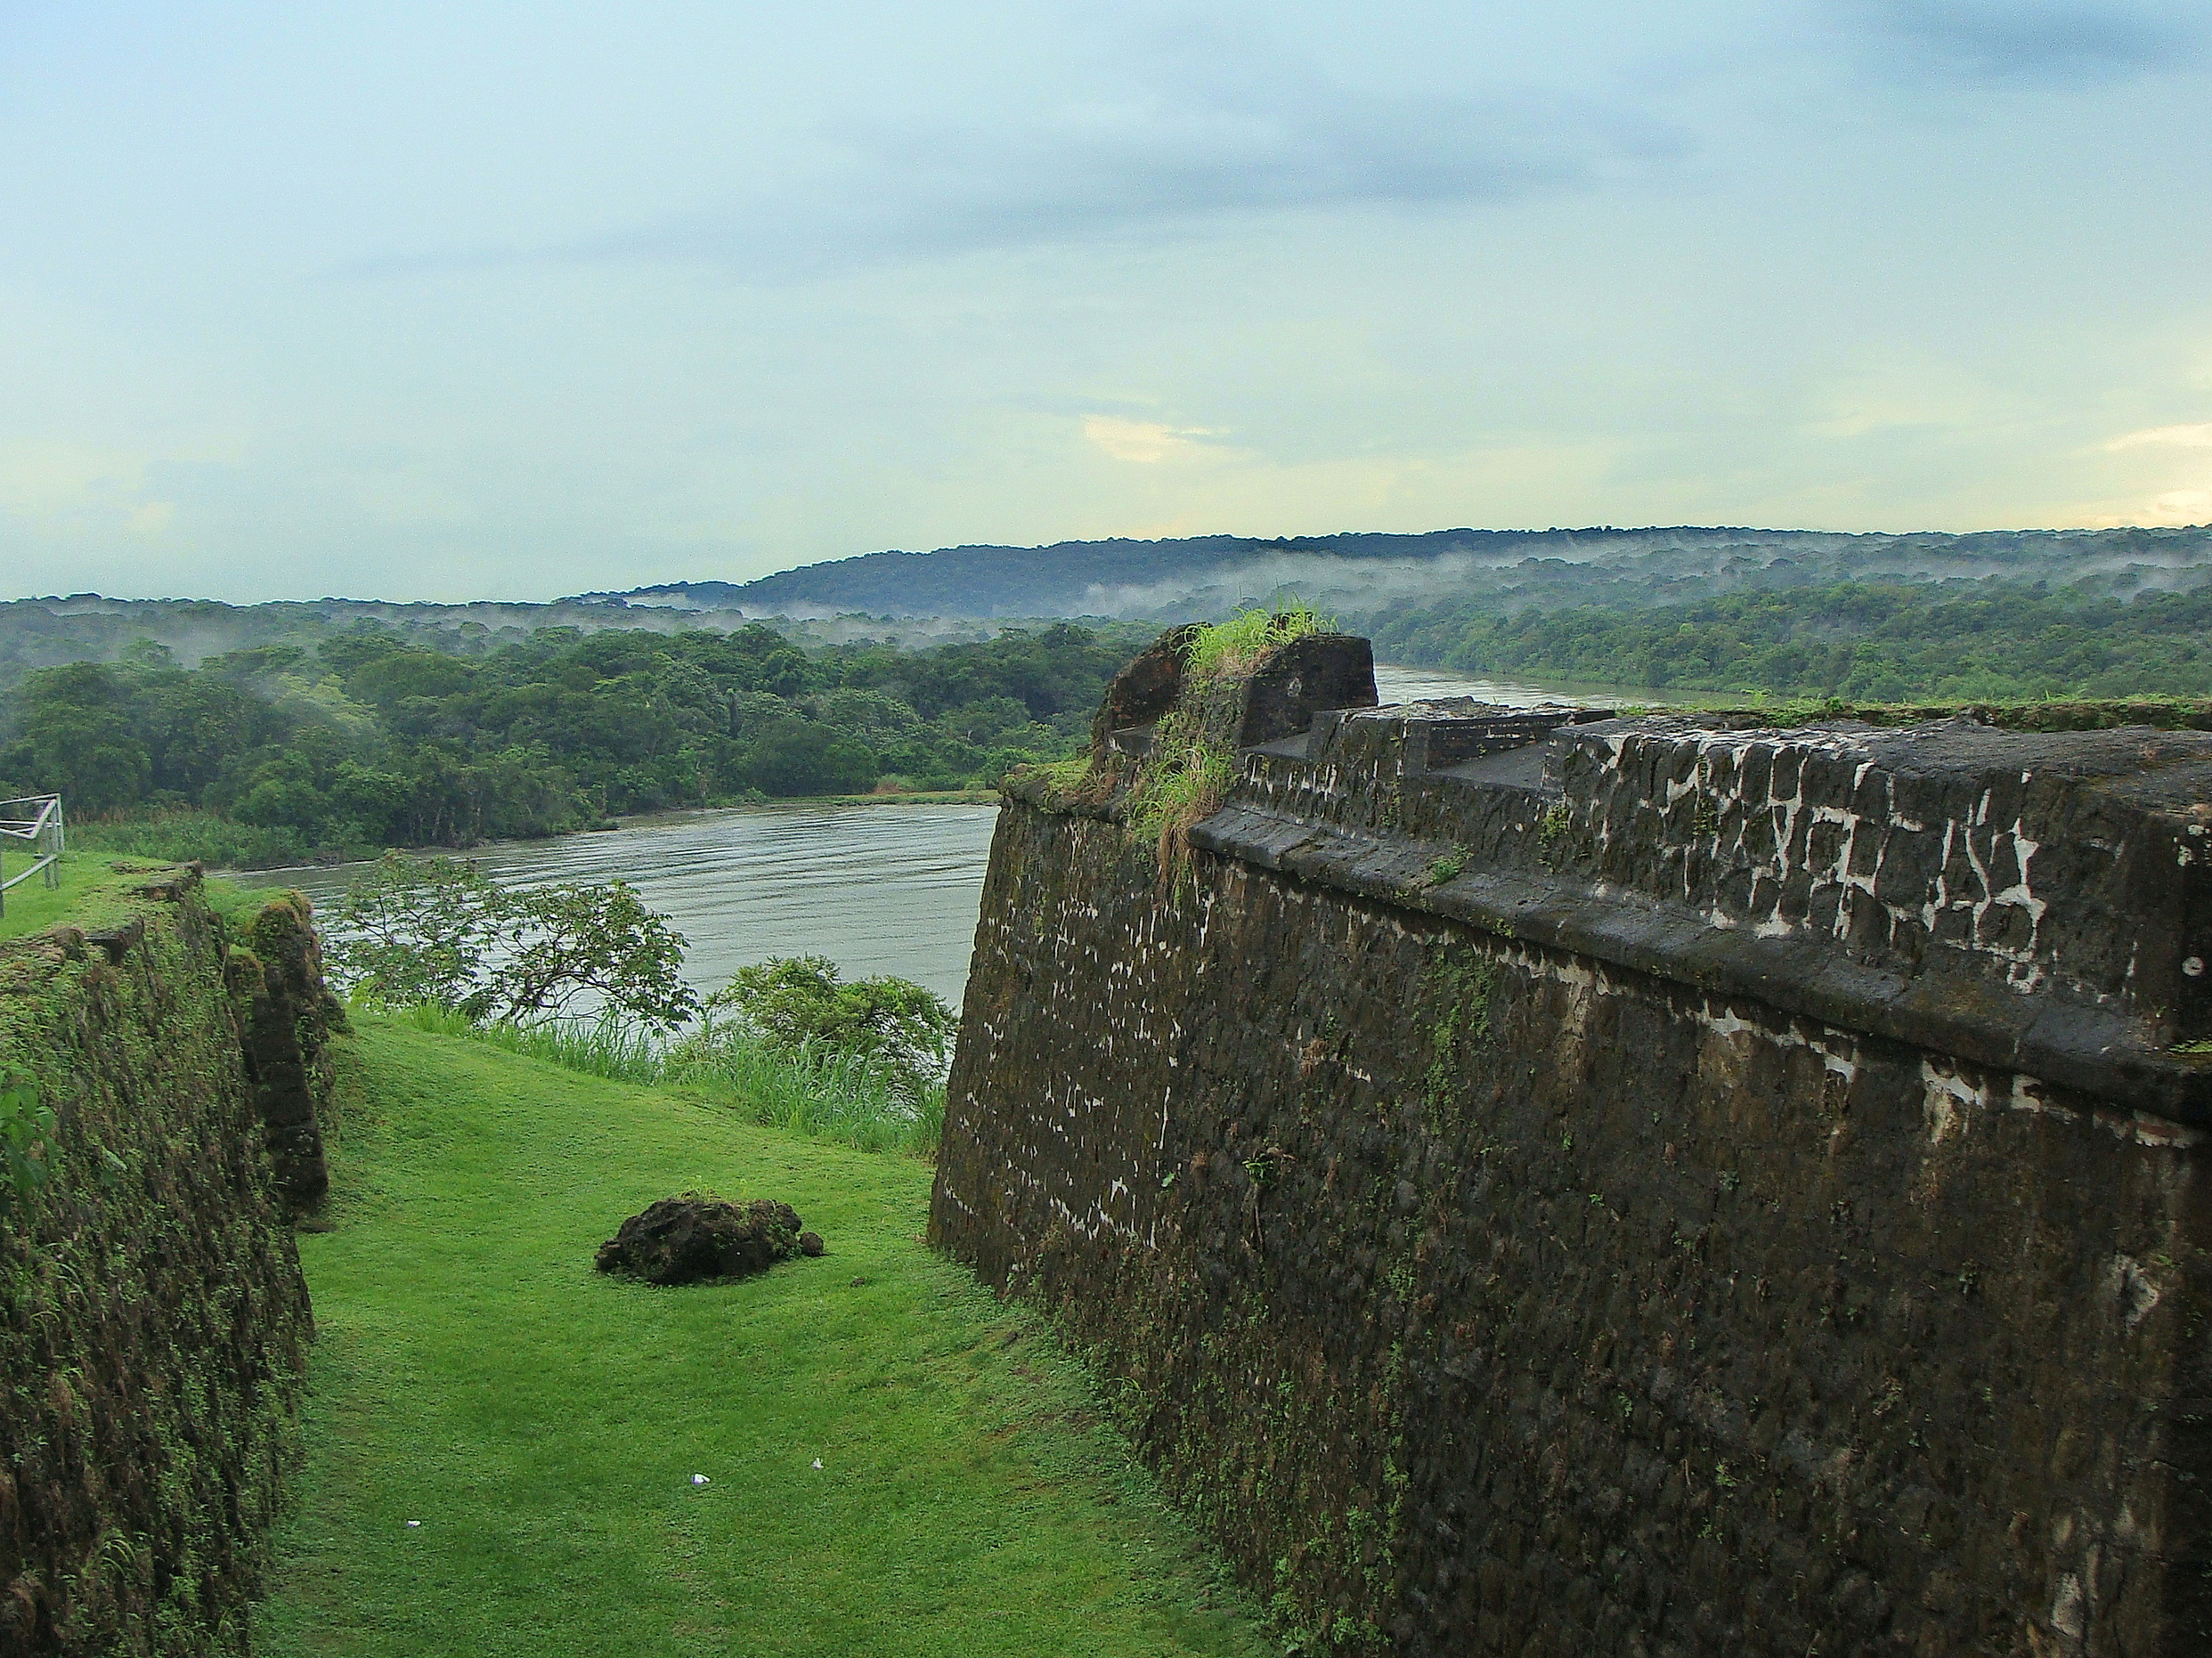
[1012, 683, 2212, 1124]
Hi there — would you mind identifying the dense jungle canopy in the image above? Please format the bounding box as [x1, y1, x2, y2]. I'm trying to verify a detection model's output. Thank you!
[1365, 580, 2212, 703]
[2, 622, 1144, 863]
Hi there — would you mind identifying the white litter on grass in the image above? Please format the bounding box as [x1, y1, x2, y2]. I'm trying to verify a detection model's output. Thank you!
[811, 1459, 823, 1470]
[405, 1521, 420, 1529]
[691, 1474, 710, 1485]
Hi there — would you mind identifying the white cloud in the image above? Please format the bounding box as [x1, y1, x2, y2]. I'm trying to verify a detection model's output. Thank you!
[1082, 416, 1228, 465]
[2104, 422, 2212, 449]
[0, 441, 150, 519]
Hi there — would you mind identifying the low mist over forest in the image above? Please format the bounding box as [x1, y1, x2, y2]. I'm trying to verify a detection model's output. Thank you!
[604, 522, 2212, 622]
[9, 523, 2208, 691]
[8, 521, 2212, 866]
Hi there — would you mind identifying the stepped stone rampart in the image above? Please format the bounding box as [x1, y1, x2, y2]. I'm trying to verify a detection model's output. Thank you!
[931, 636, 2212, 1658]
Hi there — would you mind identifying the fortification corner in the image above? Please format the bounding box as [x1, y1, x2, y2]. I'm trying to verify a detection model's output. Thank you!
[934, 634, 2212, 1658]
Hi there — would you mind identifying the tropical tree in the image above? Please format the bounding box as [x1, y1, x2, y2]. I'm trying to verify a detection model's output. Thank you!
[324, 853, 696, 1028]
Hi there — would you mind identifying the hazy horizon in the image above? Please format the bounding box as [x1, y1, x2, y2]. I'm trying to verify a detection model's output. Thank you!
[6, 3, 2209, 604]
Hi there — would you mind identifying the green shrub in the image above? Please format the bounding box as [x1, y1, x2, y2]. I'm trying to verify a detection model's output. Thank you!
[683, 955, 955, 1102]
[0, 1075, 54, 1218]
[327, 854, 697, 1029]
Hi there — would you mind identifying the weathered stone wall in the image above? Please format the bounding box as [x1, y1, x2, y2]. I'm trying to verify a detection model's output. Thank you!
[223, 889, 345, 1214]
[932, 666, 2212, 1657]
[0, 866, 328, 1656]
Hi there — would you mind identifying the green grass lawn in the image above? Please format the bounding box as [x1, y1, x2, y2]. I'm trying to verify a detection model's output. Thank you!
[0, 851, 197, 942]
[0, 850, 103, 942]
[256, 1023, 1273, 1657]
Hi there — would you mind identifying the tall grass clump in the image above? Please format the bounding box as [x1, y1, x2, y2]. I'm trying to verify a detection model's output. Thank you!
[70, 810, 347, 871]
[379, 1002, 944, 1156]
[665, 1034, 945, 1157]
[1183, 600, 1334, 679]
[388, 1004, 665, 1083]
[1123, 734, 1235, 869]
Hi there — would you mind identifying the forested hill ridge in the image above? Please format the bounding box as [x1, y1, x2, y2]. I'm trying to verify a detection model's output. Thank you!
[0, 591, 1008, 690]
[9, 524, 2208, 688]
[597, 522, 2212, 622]
[10, 522, 2212, 869]
[1368, 580, 2212, 704]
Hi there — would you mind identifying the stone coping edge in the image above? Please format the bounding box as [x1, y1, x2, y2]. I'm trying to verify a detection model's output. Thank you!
[996, 773, 2211, 1127]
[1188, 804, 2210, 1127]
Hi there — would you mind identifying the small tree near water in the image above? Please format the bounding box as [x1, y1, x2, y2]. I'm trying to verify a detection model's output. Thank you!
[679, 955, 955, 1100]
[327, 853, 697, 1028]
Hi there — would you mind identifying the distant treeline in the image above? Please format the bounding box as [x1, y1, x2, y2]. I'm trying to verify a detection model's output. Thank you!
[4, 622, 1143, 865]
[1369, 581, 2212, 703]
[16, 573, 2212, 866]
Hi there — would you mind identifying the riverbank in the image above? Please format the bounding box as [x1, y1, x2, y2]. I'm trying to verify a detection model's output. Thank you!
[85, 666, 1616, 881]
[233, 800, 1004, 1005]
[254, 1020, 1271, 1657]
[74, 789, 1005, 879]
[816, 787, 1000, 806]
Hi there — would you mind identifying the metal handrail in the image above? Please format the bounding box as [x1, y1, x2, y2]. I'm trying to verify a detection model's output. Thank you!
[0, 857, 57, 893]
[0, 795, 64, 915]
[0, 795, 61, 837]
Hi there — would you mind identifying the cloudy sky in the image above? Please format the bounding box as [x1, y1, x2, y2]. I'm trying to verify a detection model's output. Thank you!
[4, 1, 2208, 601]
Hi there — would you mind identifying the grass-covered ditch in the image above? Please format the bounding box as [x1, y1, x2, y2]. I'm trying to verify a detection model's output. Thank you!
[255, 1020, 1272, 1656]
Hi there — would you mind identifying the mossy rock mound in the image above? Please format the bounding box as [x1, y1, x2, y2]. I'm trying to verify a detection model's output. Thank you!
[594, 1194, 819, 1286]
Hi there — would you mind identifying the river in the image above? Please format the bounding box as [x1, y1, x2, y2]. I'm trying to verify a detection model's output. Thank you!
[235, 665, 1625, 1004]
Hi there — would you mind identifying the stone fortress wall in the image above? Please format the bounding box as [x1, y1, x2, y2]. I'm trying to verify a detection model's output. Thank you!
[931, 633, 2212, 1658]
[0, 867, 343, 1655]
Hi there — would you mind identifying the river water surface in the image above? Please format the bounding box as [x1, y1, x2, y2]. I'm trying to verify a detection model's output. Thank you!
[238, 665, 1617, 1004]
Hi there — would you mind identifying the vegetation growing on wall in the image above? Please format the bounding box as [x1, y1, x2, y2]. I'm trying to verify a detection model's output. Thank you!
[0, 865, 317, 1654]
[1420, 941, 1499, 1106]
[1124, 722, 1237, 873]
[0, 1074, 53, 1218]
[1132, 608, 1331, 872]
[1025, 608, 1333, 873]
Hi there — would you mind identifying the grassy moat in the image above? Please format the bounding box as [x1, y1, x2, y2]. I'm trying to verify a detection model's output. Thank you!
[255, 1021, 1270, 1656]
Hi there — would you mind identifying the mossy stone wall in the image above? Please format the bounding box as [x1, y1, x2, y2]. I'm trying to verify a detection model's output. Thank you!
[0, 867, 317, 1655]
[224, 890, 345, 1214]
[936, 773, 2212, 1657]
